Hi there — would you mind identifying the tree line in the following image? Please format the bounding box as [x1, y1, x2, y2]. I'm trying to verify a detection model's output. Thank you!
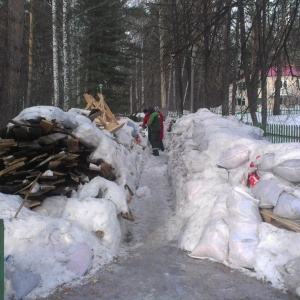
[0, 0, 300, 129]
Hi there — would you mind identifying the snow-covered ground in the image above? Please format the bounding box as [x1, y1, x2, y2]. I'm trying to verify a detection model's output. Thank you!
[1, 106, 300, 299]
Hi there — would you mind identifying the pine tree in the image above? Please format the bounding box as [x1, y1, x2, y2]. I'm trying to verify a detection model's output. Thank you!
[75, 0, 131, 112]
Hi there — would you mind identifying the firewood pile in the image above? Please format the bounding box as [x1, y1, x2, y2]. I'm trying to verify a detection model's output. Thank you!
[0, 116, 115, 209]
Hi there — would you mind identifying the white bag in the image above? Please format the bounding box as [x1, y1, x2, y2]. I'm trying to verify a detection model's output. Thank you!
[227, 186, 261, 268]
[189, 196, 229, 262]
[218, 145, 249, 170]
[251, 177, 283, 208]
[253, 153, 275, 171]
[273, 159, 300, 183]
[273, 192, 300, 219]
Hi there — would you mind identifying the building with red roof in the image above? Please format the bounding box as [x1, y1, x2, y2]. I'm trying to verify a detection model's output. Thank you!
[229, 66, 300, 110]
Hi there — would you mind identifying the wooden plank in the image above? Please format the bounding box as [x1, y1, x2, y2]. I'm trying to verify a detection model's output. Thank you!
[0, 139, 16, 148]
[13, 127, 29, 140]
[0, 161, 25, 177]
[260, 208, 300, 233]
[62, 153, 80, 161]
[39, 119, 55, 134]
[35, 152, 65, 168]
[26, 153, 48, 165]
[17, 141, 42, 150]
[108, 122, 125, 133]
[88, 111, 102, 121]
[25, 201, 41, 208]
[40, 175, 58, 180]
[48, 160, 62, 169]
[61, 138, 79, 152]
[14, 172, 42, 218]
[38, 132, 68, 145]
[54, 124, 92, 149]
[4, 157, 27, 167]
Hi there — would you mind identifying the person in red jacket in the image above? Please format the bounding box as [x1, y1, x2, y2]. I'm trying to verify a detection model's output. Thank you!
[155, 107, 164, 151]
[142, 108, 151, 142]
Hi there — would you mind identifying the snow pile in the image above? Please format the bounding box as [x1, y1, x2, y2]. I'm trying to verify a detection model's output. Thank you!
[1, 106, 149, 299]
[166, 109, 300, 296]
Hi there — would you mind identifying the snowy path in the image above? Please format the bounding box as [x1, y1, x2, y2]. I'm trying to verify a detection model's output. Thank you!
[46, 153, 297, 300]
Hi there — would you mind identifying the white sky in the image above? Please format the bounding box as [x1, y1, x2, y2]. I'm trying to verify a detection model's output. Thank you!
[2, 106, 300, 298]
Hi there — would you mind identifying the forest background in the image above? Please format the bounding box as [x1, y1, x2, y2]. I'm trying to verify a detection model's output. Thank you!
[0, 0, 300, 132]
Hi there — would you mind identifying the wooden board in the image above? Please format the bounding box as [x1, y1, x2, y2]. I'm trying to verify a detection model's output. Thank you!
[260, 208, 300, 233]
[38, 133, 68, 145]
[83, 93, 123, 133]
[0, 139, 16, 148]
[0, 161, 25, 177]
[39, 119, 55, 134]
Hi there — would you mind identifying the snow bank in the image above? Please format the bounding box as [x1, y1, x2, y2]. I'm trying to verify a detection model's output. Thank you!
[1, 106, 149, 299]
[166, 109, 300, 297]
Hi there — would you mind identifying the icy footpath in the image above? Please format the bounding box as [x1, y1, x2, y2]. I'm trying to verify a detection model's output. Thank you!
[165, 109, 300, 297]
[47, 151, 295, 300]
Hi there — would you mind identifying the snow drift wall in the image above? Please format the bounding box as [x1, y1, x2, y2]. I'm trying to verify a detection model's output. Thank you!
[166, 109, 300, 297]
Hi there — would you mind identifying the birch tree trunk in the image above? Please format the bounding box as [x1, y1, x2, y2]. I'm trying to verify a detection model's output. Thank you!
[63, 0, 70, 111]
[159, 5, 167, 109]
[52, 0, 60, 107]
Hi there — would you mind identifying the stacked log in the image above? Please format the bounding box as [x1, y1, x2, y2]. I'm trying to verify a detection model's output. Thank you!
[0, 117, 115, 209]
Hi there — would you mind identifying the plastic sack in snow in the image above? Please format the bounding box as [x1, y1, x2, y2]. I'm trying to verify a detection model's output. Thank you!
[273, 192, 300, 220]
[251, 176, 283, 208]
[251, 153, 275, 171]
[217, 145, 249, 170]
[273, 159, 300, 183]
[227, 186, 262, 268]
[126, 120, 138, 137]
[5, 264, 41, 300]
[65, 244, 93, 276]
[278, 257, 300, 297]
[189, 196, 229, 262]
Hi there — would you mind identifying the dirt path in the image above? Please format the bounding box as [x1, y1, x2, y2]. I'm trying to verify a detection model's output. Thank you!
[46, 153, 297, 300]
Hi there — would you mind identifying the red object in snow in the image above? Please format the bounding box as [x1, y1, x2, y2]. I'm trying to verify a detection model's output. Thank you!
[247, 171, 260, 187]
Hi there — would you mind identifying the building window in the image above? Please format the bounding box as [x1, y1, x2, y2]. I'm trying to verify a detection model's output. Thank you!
[236, 98, 246, 106]
[237, 81, 246, 91]
[283, 80, 287, 88]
